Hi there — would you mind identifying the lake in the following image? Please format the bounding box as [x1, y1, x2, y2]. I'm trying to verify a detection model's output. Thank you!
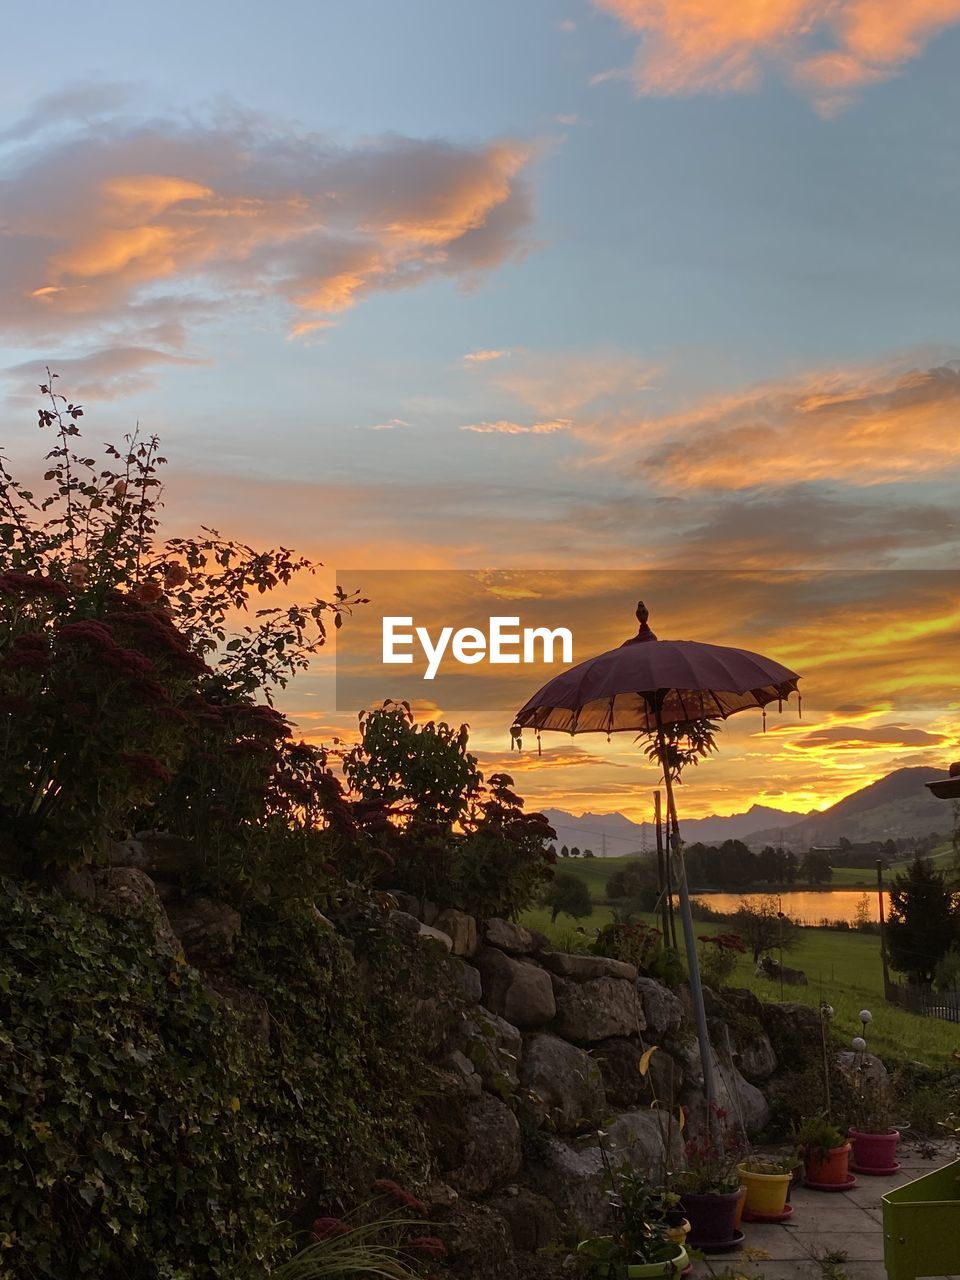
[693, 889, 881, 926]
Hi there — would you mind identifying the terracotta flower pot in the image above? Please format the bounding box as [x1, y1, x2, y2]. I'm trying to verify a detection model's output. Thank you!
[804, 1142, 851, 1186]
[679, 1189, 741, 1246]
[849, 1127, 900, 1174]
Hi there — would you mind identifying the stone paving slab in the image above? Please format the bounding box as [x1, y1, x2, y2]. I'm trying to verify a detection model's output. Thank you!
[688, 1141, 960, 1279]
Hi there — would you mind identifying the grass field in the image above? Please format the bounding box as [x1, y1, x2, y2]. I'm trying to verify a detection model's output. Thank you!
[525, 850, 960, 1067]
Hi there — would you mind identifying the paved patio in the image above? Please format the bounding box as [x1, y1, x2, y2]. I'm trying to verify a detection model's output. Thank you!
[692, 1142, 960, 1280]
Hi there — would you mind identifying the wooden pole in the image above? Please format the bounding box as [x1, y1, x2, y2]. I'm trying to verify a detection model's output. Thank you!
[654, 791, 670, 943]
[655, 706, 717, 1116]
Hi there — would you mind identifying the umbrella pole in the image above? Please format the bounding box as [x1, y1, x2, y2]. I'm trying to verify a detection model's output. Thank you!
[654, 713, 718, 1120]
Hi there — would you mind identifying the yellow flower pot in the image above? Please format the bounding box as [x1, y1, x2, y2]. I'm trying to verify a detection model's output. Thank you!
[738, 1163, 792, 1218]
[664, 1218, 690, 1245]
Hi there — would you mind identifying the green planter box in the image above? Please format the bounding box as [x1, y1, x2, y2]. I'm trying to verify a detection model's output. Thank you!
[882, 1158, 960, 1280]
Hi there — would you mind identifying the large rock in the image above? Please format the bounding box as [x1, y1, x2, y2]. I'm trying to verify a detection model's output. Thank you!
[165, 895, 241, 966]
[477, 949, 556, 1028]
[551, 974, 640, 1042]
[93, 866, 178, 954]
[593, 1037, 685, 1108]
[436, 908, 479, 957]
[441, 1202, 517, 1280]
[758, 1000, 822, 1068]
[457, 1006, 522, 1096]
[417, 921, 453, 952]
[540, 951, 638, 982]
[523, 1136, 609, 1236]
[456, 958, 483, 1005]
[444, 1049, 483, 1098]
[682, 1055, 770, 1136]
[604, 1109, 686, 1179]
[636, 976, 685, 1039]
[484, 918, 540, 955]
[519, 1033, 606, 1133]
[733, 1026, 778, 1083]
[485, 1187, 560, 1252]
[446, 1092, 522, 1196]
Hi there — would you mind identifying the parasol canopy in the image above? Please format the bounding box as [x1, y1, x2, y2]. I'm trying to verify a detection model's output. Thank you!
[513, 601, 801, 1125]
[514, 604, 800, 735]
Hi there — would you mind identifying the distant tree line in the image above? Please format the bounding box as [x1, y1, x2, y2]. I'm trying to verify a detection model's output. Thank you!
[682, 840, 838, 889]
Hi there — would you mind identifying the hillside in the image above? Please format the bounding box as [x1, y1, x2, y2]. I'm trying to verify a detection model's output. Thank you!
[545, 766, 954, 854]
[744, 766, 952, 848]
[543, 801, 807, 856]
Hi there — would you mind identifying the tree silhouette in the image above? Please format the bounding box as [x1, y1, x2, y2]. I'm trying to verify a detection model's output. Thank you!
[887, 856, 960, 985]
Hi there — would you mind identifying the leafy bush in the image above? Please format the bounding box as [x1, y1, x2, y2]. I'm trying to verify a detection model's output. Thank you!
[696, 932, 746, 990]
[0, 882, 451, 1280]
[0, 881, 288, 1279]
[0, 377, 359, 874]
[592, 920, 663, 970]
[342, 703, 555, 918]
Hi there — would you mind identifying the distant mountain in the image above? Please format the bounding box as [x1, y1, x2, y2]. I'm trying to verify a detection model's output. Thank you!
[543, 767, 954, 856]
[744, 766, 952, 848]
[542, 802, 807, 856]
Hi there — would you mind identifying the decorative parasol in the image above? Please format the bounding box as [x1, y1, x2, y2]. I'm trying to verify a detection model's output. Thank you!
[514, 601, 801, 1114]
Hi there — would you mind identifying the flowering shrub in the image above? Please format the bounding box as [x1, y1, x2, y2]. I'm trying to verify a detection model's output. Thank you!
[0, 375, 360, 872]
[592, 920, 663, 970]
[697, 932, 746, 990]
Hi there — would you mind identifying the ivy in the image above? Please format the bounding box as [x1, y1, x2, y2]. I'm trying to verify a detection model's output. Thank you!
[0, 885, 448, 1279]
[0, 881, 290, 1279]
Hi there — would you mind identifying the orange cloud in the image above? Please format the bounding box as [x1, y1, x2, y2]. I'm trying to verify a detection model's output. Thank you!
[1, 108, 533, 346]
[594, 0, 960, 111]
[585, 359, 960, 489]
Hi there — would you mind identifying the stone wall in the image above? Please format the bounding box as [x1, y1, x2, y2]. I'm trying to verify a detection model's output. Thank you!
[386, 900, 785, 1279]
[81, 858, 792, 1280]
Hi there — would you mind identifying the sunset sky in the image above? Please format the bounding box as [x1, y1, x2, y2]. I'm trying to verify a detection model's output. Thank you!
[2, 1, 959, 821]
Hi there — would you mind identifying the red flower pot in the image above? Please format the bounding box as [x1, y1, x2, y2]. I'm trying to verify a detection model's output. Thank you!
[849, 1127, 900, 1174]
[804, 1142, 851, 1186]
[680, 1189, 742, 1247]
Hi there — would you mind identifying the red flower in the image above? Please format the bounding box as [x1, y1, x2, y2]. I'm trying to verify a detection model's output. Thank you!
[371, 1179, 427, 1213]
[309, 1216, 351, 1242]
[120, 753, 172, 783]
[407, 1236, 447, 1259]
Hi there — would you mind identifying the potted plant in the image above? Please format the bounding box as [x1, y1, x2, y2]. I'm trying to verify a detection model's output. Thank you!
[797, 1114, 853, 1189]
[848, 1011, 901, 1175]
[737, 1155, 795, 1220]
[675, 1107, 746, 1249]
[577, 1169, 689, 1277]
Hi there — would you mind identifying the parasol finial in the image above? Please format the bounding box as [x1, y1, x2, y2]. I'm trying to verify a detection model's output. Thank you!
[630, 599, 656, 643]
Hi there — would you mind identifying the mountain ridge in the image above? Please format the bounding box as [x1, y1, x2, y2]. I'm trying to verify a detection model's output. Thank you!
[543, 766, 952, 854]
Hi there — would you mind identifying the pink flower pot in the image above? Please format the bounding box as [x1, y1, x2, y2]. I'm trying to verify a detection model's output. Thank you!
[849, 1127, 900, 1174]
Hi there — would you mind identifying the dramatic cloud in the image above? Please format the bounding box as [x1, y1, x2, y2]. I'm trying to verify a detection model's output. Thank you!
[0, 99, 533, 350]
[585, 359, 960, 490]
[593, 0, 960, 111]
